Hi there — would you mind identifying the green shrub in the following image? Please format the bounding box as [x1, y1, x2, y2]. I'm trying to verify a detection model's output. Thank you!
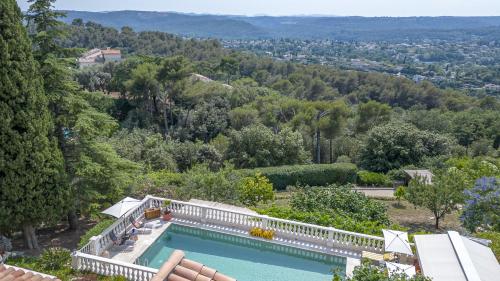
[291, 186, 390, 224]
[256, 185, 393, 236]
[335, 155, 352, 163]
[387, 168, 407, 181]
[78, 219, 114, 248]
[39, 247, 71, 271]
[394, 186, 406, 205]
[257, 205, 386, 236]
[239, 163, 357, 190]
[357, 170, 392, 186]
[238, 172, 275, 207]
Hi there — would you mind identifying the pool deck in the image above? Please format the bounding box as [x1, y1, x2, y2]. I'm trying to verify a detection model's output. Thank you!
[106, 217, 361, 277]
[108, 219, 171, 263]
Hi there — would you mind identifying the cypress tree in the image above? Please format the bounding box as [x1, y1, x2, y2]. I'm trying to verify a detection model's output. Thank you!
[0, 0, 68, 249]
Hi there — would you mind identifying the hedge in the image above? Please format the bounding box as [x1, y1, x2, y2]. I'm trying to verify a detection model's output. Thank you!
[357, 170, 392, 187]
[239, 163, 358, 190]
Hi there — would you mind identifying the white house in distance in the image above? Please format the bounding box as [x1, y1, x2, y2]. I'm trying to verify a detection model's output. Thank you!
[404, 169, 434, 185]
[78, 47, 122, 68]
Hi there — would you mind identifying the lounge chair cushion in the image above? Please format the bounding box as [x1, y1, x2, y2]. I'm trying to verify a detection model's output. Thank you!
[134, 228, 152, 234]
[145, 221, 162, 229]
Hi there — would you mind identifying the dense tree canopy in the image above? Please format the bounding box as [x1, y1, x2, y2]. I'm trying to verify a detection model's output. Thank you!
[0, 0, 68, 249]
[360, 122, 453, 172]
[227, 124, 308, 168]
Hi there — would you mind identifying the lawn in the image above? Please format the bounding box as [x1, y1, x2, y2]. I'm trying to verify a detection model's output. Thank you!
[375, 199, 463, 233]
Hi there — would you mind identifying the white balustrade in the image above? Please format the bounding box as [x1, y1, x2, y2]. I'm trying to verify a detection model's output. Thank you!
[72, 252, 157, 281]
[89, 197, 153, 256]
[147, 196, 385, 253]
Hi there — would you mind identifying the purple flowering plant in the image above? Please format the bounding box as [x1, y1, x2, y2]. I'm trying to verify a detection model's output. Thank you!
[461, 177, 499, 232]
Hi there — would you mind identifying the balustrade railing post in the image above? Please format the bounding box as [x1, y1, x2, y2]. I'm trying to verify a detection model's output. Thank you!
[71, 252, 80, 269]
[201, 206, 207, 224]
[327, 227, 334, 247]
[89, 235, 102, 256]
[262, 215, 269, 229]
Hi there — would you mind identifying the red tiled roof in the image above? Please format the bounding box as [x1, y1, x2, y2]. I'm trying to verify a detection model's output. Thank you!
[0, 265, 60, 281]
[101, 49, 121, 55]
[151, 250, 236, 281]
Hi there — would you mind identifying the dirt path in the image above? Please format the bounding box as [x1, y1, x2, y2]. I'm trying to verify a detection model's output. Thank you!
[354, 187, 394, 198]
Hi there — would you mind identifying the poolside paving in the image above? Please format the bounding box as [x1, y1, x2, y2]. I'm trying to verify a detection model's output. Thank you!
[107, 219, 171, 264]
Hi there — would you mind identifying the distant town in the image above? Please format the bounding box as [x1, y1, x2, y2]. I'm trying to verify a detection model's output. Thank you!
[223, 38, 500, 94]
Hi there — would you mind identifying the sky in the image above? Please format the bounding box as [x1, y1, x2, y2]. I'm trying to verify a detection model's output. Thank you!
[16, 0, 500, 17]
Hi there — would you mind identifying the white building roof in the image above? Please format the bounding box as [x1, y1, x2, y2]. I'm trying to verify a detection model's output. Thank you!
[414, 231, 500, 281]
[404, 169, 434, 184]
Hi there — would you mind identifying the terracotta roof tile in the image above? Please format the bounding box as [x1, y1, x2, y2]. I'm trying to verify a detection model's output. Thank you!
[101, 49, 121, 55]
[153, 250, 236, 281]
[0, 265, 60, 281]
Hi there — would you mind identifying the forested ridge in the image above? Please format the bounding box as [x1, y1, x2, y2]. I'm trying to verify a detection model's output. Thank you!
[60, 10, 500, 41]
[1, 2, 499, 273]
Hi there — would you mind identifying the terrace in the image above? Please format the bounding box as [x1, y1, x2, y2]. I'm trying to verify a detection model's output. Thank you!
[72, 195, 388, 281]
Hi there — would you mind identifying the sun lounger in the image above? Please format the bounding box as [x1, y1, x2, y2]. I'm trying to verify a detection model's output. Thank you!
[129, 217, 153, 234]
[109, 230, 135, 251]
[129, 216, 144, 228]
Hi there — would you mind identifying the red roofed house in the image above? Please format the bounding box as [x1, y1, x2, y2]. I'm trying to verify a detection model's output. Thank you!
[0, 264, 60, 281]
[78, 48, 122, 68]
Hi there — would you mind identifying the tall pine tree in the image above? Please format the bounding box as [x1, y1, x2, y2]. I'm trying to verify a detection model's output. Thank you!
[26, 0, 66, 60]
[25, 0, 140, 230]
[0, 0, 68, 249]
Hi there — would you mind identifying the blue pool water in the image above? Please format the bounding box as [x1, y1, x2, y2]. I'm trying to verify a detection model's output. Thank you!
[137, 224, 346, 281]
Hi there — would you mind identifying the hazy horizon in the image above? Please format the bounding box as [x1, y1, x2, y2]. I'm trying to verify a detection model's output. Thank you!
[16, 0, 500, 17]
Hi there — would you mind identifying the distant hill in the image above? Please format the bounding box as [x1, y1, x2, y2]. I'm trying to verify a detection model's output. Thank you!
[61, 11, 500, 40]
[62, 11, 268, 38]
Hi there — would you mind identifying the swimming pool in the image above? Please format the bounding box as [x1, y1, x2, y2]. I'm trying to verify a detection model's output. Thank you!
[137, 224, 346, 281]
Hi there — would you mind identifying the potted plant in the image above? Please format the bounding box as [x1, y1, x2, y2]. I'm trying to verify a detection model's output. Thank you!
[162, 200, 172, 221]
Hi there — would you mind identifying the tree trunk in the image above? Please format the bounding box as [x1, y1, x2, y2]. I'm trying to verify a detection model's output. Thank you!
[57, 125, 78, 231]
[329, 139, 333, 163]
[67, 209, 79, 230]
[22, 224, 39, 250]
[169, 102, 173, 133]
[435, 216, 440, 229]
[163, 109, 169, 140]
[316, 128, 321, 164]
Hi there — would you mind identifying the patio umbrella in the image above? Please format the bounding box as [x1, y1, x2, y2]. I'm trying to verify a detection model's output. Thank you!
[102, 197, 141, 218]
[386, 262, 416, 277]
[382, 229, 413, 256]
